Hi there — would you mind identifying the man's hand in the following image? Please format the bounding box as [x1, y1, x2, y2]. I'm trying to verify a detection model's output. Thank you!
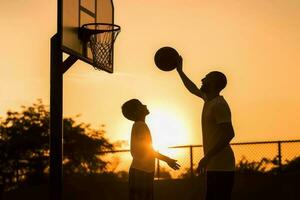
[196, 156, 210, 174]
[176, 56, 183, 72]
[166, 158, 181, 170]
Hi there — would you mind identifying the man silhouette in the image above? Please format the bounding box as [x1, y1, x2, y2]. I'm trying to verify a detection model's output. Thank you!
[176, 57, 235, 200]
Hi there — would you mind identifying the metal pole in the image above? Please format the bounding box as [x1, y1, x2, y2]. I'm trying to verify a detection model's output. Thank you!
[49, 0, 63, 199]
[50, 33, 63, 200]
[190, 146, 194, 178]
[156, 158, 160, 180]
[278, 141, 282, 173]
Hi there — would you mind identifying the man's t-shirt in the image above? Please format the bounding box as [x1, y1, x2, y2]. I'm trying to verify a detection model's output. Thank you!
[202, 96, 235, 171]
[130, 121, 155, 173]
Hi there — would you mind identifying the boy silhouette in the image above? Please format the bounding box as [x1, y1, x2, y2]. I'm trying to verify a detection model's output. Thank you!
[176, 57, 235, 200]
[122, 99, 180, 200]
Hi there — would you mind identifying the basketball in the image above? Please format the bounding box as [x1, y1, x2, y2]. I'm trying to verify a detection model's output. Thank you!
[154, 47, 180, 71]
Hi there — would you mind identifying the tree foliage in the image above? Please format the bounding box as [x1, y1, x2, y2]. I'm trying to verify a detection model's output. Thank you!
[235, 156, 270, 174]
[0, 100, 115, 188]
[236, 155, 300, 174]
[63, 118, 114, 174]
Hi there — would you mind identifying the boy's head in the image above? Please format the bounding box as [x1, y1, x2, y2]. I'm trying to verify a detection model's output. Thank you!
[122, 99, 149, 121]
[200, 71, 227, 93]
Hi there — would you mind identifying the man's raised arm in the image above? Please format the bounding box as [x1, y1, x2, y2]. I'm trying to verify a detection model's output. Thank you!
[176, 56, 204, 99]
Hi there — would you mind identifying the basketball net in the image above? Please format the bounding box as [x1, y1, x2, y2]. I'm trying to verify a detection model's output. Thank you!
[88, 24, 120, 71]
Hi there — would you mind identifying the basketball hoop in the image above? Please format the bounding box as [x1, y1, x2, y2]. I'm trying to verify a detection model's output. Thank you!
[79, 23, 121, 71]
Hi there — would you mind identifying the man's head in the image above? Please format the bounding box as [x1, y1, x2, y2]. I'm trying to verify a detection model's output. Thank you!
[200, 71, 227, 94]
[121, 99, 149, 121]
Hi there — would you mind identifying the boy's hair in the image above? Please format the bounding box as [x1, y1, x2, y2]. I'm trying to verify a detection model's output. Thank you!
[210, 71, 227, 92]
[121, 99, 141, 121]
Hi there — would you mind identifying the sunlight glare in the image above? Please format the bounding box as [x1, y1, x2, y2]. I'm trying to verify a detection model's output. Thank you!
[147, 109, 189, 152]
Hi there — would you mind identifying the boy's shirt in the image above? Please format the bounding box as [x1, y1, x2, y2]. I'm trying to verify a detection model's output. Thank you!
[130, 121, 155, 173]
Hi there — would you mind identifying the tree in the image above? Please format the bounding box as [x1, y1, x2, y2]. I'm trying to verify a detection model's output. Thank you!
[268, 155, 300, 174]
[235, 156, 270, 174]
[0, 100, 49, 186]
[282, 156, 300, 172]
[235, 155, 300, 175]
[0, 99, 115, 189]
[63, 118, 114, 174]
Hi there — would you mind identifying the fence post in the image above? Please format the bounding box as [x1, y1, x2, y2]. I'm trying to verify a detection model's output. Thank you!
[277, 141, 282, 173]
[190, 146, 194, 178]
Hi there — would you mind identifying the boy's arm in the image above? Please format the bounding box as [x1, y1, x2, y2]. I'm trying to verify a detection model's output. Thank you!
[176, 56, 204, 99]
[153, 151, 180, 170]
[132, 123, 180, 170]
[153, 151, 171, 162]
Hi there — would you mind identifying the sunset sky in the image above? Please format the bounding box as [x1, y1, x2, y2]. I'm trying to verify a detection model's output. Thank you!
[1, 0, 300, 150]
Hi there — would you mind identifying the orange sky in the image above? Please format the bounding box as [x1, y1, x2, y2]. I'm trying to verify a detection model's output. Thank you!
[1, 0, 300, 149]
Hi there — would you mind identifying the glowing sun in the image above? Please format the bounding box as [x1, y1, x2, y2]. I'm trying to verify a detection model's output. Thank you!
[147, 109, 189, 151]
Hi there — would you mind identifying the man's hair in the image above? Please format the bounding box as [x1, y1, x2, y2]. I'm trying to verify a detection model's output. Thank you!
[210, 71, 227, 92]
[121, 99, 141, 121]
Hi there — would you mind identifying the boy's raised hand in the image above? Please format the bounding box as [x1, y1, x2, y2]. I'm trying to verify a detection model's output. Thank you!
[166, 158, 181, 170]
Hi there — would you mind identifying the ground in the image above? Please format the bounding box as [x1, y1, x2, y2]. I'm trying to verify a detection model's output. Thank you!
[3, 173, 300, 200]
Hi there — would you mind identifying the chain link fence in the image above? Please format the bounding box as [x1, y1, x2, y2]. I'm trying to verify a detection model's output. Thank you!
[103, 139, 300, 179]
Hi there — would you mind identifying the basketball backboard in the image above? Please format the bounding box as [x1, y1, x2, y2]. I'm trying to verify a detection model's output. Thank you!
[61, 0, 117, 73]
